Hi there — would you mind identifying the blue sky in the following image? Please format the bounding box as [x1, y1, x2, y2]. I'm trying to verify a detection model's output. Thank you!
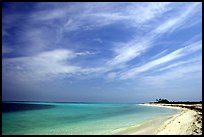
[2, 2, 202, 103]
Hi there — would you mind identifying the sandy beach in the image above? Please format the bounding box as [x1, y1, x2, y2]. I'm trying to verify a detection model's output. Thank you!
[156, 104, 202, 135]
[115, 103, 202, 135]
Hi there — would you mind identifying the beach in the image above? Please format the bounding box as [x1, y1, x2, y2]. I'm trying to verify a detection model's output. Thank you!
[120, 103, 202, 135]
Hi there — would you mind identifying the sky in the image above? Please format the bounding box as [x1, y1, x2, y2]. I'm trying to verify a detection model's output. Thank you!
[2, 2, 202, 103]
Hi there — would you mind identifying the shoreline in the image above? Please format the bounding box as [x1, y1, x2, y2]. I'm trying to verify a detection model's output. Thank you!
[154, 103, 202, 135]
[123, 103, 202, 135]
[112, 115, 175, 135]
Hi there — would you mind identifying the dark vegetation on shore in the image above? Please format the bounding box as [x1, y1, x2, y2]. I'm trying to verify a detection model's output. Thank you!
[149, 98, 202, 112]
[152, 98, 202, 104]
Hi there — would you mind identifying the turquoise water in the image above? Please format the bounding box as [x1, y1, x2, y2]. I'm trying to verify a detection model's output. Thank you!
[2, 102, 179, 135]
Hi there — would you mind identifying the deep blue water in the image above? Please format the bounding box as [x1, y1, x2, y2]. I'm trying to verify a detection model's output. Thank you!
[3, 102, 54, 112]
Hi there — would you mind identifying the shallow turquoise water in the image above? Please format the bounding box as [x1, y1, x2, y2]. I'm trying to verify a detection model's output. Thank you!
[2, 102, 179, 135]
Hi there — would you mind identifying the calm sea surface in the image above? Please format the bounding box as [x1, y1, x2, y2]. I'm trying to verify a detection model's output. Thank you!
[2, 102, 179, 135]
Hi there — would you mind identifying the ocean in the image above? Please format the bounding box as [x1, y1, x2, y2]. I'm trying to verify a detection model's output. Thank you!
[2, 102, 179, 135]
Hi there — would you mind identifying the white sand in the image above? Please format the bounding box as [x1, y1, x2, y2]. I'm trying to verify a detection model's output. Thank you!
[142, 103, 202, 135]
[113, 116, 172, 135]
[115, 103, 202, 135]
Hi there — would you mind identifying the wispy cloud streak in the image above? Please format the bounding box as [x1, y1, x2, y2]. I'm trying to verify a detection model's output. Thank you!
[107, 2, 201, 67]
[119, 40, 202, 79]
[3, 49, 100, 82]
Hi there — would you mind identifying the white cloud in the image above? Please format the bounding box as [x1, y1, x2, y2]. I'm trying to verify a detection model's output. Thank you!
[107, 36, 155, 66]
[2, 2, 202, 103]
[5, 2, 200, 64]
[2, 2, 202, 83]
[54, 2, 173, 32]
[126, 2, 172, 25]
[150, 49, 168, 60]
[119, 40, 202, 79]
[153, 2, 201, 34]
[17, 28, 54, 55]
[142, 62, 202, 86]
[76, 51, 95, 56]
[155, 56, 201, 72]
[106, 2, 201, 68]
[3, 49, 94, 82]
[30, 8, 69, 21]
